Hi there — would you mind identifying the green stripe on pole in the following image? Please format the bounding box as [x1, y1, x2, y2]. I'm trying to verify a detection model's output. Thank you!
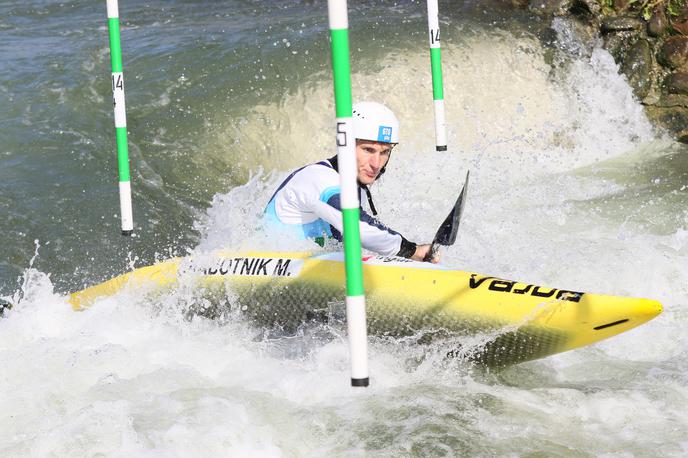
[108, 18, 123, 73]
[115, 127, 130, 182]
[330, 29, 353, 118]
[342, 207, 364, 296]
[328, 0, 368, 385]
[106, 0, 134, 234]
[430, 47, 444, 100]
[330, 25, 363, 297]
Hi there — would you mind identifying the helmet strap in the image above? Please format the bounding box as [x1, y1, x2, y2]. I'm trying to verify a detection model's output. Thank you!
[362, 185, 378, 216]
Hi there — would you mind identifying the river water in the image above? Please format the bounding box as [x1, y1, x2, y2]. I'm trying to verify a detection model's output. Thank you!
[1, 1, 687, 456]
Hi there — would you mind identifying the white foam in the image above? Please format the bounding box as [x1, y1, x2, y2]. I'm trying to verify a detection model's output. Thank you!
[3, 24, 687, 456]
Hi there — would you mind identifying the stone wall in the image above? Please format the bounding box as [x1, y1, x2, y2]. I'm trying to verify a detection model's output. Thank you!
[520, 0, 688, 142]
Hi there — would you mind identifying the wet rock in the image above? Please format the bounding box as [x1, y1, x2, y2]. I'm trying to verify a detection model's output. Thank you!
[528, 0, 572, 16]
[528, 0, 569, 16]
[646, 105, 688, 142]
[556, 15, 599, 56]
[569, 0, 600, 18]
[648, 9, 668, 37]
[601, 16, 644, 33]
[511, 0, 530, 8]
[652, 93, 688, 108]
[658, 36, 688, 69]
[678, 130, 688, 143]
[642, 90, 661, 105]
[665, 72, 688, 94]
[604, 31, 636, 62]
[522, 0, 688, 143]
[613, 0, 629, 12]
[671, 13, 688, 36]
[528, 0, 599, 19]
[621, 39, 653, 99]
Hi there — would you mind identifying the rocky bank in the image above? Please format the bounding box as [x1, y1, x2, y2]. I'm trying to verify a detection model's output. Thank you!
[518, 0, 688, 142]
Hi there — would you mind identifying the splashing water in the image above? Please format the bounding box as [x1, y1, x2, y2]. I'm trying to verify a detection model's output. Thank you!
[1, 2, 687, 455]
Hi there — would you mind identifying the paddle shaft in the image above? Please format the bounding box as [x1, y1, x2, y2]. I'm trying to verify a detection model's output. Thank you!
[423, 171, 469, 262]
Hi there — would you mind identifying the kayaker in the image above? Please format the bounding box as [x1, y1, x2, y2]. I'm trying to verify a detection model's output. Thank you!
[264, 101, 438, 263]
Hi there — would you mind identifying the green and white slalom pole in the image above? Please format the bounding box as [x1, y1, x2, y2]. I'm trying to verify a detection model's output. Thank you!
[427, 0, 447, 151]
[107, 0, 134, 235]
[328, 0, 369, 387]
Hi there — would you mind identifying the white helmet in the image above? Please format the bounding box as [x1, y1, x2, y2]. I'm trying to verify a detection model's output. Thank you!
[352, 101, 399, 144]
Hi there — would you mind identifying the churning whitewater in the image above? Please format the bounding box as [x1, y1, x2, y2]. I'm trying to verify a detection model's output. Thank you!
[1, 1, 687, 456]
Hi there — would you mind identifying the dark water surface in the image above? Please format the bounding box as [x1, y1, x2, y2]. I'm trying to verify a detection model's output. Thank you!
[1, 1, 687, 456]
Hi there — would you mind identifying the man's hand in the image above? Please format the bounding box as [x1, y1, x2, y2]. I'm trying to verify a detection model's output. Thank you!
[411, 244, 440, 263]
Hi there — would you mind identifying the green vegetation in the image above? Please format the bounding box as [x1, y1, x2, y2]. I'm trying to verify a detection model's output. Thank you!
[599, 0, 685, 16]
[599, 0, 687, 28]
[668, 0, 688, 16]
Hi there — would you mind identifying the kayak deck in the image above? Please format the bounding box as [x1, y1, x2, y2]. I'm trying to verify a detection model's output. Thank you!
[68, 251, 662, 367]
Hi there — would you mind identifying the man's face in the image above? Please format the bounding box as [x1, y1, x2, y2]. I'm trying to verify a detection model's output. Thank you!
[356, 140, 393, 185]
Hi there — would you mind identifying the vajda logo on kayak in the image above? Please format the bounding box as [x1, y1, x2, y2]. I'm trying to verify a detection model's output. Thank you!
[469, 274, 585, 302]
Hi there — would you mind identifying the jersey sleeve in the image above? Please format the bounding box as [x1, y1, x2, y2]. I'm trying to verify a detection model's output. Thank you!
[273, 162, 416, 258]
[311, 193, 416, 258]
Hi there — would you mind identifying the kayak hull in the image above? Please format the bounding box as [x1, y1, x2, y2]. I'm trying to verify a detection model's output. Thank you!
[68, 251, 662, 366]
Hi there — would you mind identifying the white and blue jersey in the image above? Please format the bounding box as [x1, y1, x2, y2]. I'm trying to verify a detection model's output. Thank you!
[264, 156, 416, 258]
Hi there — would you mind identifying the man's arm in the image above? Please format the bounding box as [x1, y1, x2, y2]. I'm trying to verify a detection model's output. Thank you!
[311, 194, 420, 259]
[289, 165, 438, 261]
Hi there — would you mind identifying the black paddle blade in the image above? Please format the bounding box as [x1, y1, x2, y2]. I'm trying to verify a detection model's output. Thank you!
[433, 170, 469, 246]
[423, 171, 469, 263]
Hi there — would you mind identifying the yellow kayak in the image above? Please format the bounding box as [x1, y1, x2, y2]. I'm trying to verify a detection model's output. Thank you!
[68, 251, 662, 366]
